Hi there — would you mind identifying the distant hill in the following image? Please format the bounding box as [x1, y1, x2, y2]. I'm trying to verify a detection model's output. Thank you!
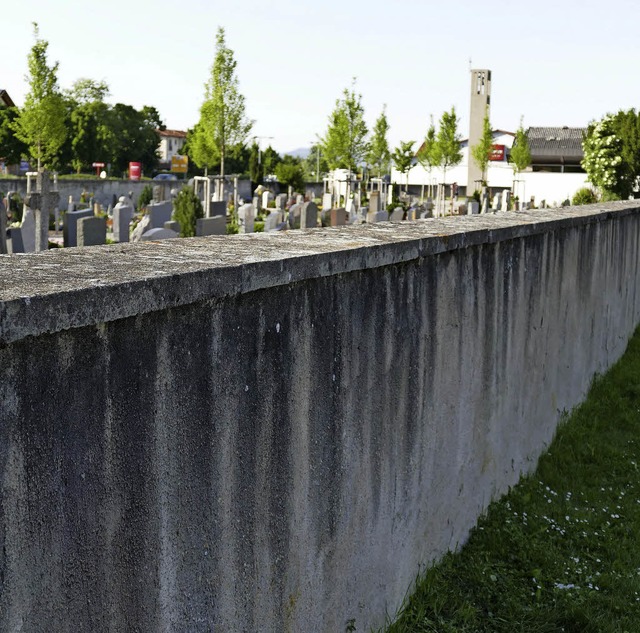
[284, 147, 311, 159]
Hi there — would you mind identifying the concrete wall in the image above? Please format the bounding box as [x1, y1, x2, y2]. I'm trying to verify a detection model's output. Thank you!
[1, 202, 640, 631]
[0, 177, 253, 210]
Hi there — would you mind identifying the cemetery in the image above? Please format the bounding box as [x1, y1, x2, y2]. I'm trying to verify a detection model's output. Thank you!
[3, 18, 640, 633]
[1, 196, 640, 630]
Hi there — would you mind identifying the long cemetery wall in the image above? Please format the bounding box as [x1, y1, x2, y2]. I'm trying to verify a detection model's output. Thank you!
[1, 202, 640, 631]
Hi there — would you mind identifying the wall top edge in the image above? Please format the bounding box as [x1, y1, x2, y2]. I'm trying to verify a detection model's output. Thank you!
[1, 201, 638, 345]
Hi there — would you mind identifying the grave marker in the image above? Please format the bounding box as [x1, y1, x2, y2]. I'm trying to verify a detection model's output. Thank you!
[300, 201, 318, 228]
[24, 169, 60, 252]
[77, 216, 107, 247]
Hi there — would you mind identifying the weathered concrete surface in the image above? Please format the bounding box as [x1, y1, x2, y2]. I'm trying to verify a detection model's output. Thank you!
[1, 202, 640, 631]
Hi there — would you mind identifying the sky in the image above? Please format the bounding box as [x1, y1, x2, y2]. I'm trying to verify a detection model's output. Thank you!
[2, 0, 639, 155]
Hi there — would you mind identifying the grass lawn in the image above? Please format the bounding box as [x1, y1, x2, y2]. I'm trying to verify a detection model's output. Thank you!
[384, 327, 640, 633]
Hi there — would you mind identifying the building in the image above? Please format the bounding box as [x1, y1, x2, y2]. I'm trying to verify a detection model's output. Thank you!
[157, 129, 187, 169]
[525, 126, 586, 173]
[467, 69, 492, 190]
[0, 89, 15, 108]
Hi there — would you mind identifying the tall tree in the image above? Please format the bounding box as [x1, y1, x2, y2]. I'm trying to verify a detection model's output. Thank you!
[416, 116, 440, 199]
[321, 80, 368, 172]
[392, 141, 415, 193]
[368, 105, 391, 177]
[192, 27, 253, 179]
[435, 107, 463, 188]
[12, 23, 67, 169]
[509, 117, 532, 198]
[471, 110, 493, 186]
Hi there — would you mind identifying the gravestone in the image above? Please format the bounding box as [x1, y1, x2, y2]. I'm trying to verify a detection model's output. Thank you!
[262, 190, 273, 209]
[389, 207, 404, 222]
[196, 216, 226, 236]
[164, 220, 181, 233]
[492, 193, 501, 212]
[147, 201, 173, 229]
[112, 197, 134, 242]
[140, 227, 179, 241]
[238, 203, 255, 233]
[288, 203, 302, 229]
[330, 208, 347, 227]
[24, 169, 60, 252]
[253, 196, 261, 213]
[67, 195, 74, 213]
[322, 192, 333, 210]
[211, 201, 226, 217]
[367, 209, 389, 223]
[264, 210, 281, 232]
[0, 198, 7, 254]
[275, 194, 287, 211]
[77, 216, 107, 247]
[369, 191, 380, 215]
[502, 190, 511, 211]
[8, 227, 24, 254]
[152, 185, 164, 203]
[64, 208, 94, 248]
[345, 198, 354, 215]
[296, 194, 304, 205]
[468, 201, 480, 215]
[300, 201, 318, 228]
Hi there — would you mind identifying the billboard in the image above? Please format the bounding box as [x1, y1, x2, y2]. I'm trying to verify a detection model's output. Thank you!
[490, 144, 506, 161]
[129, 162, 142, 180]
[171, 155, 188, 174]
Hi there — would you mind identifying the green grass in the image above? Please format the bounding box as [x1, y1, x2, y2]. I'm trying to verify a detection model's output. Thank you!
[385, 327, 640, 633]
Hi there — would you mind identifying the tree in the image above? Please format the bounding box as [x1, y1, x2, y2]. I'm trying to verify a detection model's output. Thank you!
[66, 79, 113, 174]
[0, 106, 27, 165]
[416, 116, 440, 199]
[192, 27, 253, 179]
[248, 140, 262, 185]
[581, 114, 626, 199]
[509, 118, 532, 200]
[471, 110, 493, 186]
[368, 106, 391, 177]
[173, 186, 204, 237]
[321, 80, 368, 172]
[303, 143, 329, 182]
[611, 109, 640, 196]
[392, 141, 415, 193]
[106, 104, 161, 175]
[435, 107, 462, 188]
[275, 155, 305, 192]
[12, 23, 67, 169]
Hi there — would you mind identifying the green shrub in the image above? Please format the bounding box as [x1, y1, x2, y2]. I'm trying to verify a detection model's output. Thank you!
[254, 221, 264, 233]
[172, 187, 204, 237]
[571, 187, 598, 206]
[137, 184, 153, 212]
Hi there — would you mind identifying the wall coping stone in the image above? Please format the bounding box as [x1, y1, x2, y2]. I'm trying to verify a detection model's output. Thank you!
[1, 201, 638, 345]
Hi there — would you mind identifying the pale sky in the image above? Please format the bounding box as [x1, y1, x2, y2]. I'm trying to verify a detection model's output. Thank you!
[2, 0, 638, 155]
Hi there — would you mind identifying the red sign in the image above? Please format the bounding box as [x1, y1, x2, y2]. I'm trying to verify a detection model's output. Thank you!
[92, 162, 105, 168]
[129, 162, 142, 181]
[489, 144, 505, 161]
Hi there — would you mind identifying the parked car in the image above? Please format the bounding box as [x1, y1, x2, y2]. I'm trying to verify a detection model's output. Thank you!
[153, 173, 178, 181]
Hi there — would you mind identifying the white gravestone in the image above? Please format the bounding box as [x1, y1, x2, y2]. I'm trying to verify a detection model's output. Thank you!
[238, 203, 255, 233]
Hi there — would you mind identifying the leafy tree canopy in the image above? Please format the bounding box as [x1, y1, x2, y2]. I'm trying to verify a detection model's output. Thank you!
[368, 106, 391, 177]
[12, 23, 67, 169]
[321, 80, 368, 171]
[191, 27, 253, 178]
